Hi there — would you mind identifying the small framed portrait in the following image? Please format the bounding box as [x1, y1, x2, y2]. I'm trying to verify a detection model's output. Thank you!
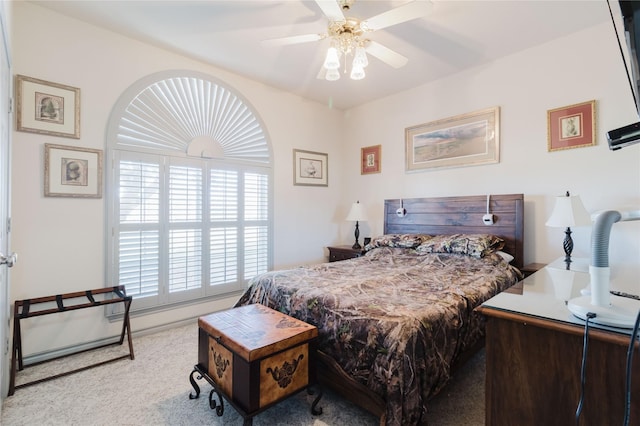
[16, 75, 80, 139]
[293, 149, 328, 186]
[361, 145, 381, 175]
[547, 100, 596, 152]
[44, 144, 103, 198]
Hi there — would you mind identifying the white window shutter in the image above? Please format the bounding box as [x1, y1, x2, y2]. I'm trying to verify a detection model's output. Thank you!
[107, 72, 272, 314]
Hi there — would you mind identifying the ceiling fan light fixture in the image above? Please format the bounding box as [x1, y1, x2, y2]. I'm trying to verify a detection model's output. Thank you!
[350, 64, 365, 80]
[266, 0, 431, 84]
[353, 46, 368, 68]
[323, 46, 341, 70]
[326, 67, 341, 81]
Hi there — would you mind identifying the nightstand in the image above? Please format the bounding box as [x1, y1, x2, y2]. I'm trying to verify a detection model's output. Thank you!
[327, 245, 366, 262]
[520, 262, 546, 278]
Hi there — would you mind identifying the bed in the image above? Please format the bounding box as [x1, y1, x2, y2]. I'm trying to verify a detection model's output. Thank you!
[235, 194, 524, 425]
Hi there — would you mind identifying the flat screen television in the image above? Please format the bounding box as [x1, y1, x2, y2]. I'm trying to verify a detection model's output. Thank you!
[607, 1, 640, 150]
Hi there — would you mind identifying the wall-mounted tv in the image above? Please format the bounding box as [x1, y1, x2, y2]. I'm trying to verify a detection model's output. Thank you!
[607, 1, 640, 150]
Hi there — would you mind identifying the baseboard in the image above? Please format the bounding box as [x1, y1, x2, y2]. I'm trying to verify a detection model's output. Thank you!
[23, 317, 198, 366]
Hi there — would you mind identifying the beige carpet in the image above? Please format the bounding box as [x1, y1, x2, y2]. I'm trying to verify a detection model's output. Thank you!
[1, 322, 484, 425]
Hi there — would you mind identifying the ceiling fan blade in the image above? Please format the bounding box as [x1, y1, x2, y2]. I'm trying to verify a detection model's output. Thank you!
[366, 41, 408, 68]
[362, 1, 432, 32]
[262, 33, 324, 47]
[314, 0, 345, 22]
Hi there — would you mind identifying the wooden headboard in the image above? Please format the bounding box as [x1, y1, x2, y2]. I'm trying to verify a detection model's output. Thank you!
[384, 194, 525, 269]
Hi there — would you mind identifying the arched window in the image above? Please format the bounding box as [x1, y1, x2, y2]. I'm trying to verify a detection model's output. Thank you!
[106, 71, 272, 313]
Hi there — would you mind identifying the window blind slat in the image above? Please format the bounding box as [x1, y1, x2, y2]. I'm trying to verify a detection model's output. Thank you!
[169, 165, 202, 222]
[119, 161, 160, 224]
[169, 229, 202, 293]
[244, 225, 268, 280]
[210, 169, 238, 221]
[210, 227, 238, 285]
[244, 172, 268, 221]
[119, 230, 159, 297]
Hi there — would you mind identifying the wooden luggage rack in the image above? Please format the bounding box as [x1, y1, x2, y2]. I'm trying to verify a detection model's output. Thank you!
[9, 285, 134, 395]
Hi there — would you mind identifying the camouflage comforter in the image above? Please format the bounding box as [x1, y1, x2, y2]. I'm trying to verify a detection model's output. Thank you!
[235, 244, 521, 425]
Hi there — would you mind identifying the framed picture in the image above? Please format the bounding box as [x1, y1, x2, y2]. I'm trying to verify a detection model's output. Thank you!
[405, 106, 500, 172]
[293, 149, 328, 186]
[547, 100, 596, 152]
[361, 144, 381, 175]
[44, 143, 103, 198]
[16, 75, 80, 139]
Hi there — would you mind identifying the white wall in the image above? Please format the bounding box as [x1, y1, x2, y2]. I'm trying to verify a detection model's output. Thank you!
[341, 20, 640, 282]
[10, 3, 640, 359]
[10, 2, 344, 356]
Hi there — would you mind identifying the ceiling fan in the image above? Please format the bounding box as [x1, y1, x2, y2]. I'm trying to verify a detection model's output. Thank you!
[262, 0, 432, 81]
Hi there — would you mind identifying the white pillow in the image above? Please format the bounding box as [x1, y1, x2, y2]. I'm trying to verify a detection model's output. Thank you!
[496, 251, 514, 263]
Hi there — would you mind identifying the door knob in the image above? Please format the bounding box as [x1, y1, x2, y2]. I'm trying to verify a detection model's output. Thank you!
[0, 252, 17, 267]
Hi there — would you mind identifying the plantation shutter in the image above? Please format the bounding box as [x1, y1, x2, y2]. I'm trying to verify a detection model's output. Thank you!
[244, 172, 269, 279]
[107, 71, 272, 314]
[117, 158, 161, 300]
[168, 163, 203, 294]
[210, 169, 239, 286]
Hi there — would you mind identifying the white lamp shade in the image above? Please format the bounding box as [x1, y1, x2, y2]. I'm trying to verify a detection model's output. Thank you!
[323, 47, 340, 70]
[346, 201, 367, 222]
[325, 67, 340, 81]
[353, 46, 369, 68]
[350, 64, 365, 80]
[545, 194, 591, 227]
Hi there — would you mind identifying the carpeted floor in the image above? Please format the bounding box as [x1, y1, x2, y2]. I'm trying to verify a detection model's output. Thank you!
[1, 322, 485, 425]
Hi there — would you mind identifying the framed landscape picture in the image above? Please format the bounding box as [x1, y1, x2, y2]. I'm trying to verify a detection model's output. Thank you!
[405, 106, 500, 172]
[16, 75, 80, 139]
[547, 100, 596, 152]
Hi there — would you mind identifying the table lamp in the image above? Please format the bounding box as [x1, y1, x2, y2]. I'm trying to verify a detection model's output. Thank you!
[545, 191, 591, 267]
[346, 201, 367, 249]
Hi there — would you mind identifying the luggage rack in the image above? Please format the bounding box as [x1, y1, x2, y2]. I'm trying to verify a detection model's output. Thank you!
[9, 285, 134, 395]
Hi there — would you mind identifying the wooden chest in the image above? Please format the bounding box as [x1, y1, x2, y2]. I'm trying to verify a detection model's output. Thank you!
[197, 303, 318, 417]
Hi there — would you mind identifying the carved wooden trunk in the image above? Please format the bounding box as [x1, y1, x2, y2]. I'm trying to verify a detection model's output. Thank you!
[197, 303, 318, 416]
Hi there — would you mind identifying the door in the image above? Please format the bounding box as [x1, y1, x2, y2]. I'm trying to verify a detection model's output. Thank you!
[0, 5, 13, 401]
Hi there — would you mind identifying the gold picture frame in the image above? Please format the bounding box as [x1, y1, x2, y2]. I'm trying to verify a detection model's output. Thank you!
[361, 145, 381, 175]
[405, 106, 500, 172]
[547, 100, 596, 152]
[293, 149, 328, 186]
[44, 143, 103, 198]
[16, 75, 80, 139]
